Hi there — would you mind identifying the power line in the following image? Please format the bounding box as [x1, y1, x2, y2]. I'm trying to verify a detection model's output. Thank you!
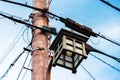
[97, 33, 120, 47]
[90, 53, 120, 73]
[1, 44, 31, 79]
[16, 49, 30, 80]
[26, 27, 31, 43]
[100, 0, 120, 12]
[81, 65, 96, 80]
[22, 27, 30, 44]
[0, 26, 26, 65]
[1, 0, 120, 47]
[86, 44, 120, 63]
[22, 58, 32, 80]
[0, 11, 57, 35]
[0, 10, 26, 21]
[23, 25, 32, 44]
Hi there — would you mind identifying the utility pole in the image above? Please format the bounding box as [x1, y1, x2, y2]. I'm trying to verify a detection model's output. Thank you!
[32, 0, 49, 80]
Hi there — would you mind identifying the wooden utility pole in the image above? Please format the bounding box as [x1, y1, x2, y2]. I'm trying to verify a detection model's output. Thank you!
[32, 0, 49, 80]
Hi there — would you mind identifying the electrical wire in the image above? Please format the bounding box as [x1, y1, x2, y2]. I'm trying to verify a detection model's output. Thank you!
[90, 46, 120, 63]
[89, 38, 101, 45]
[1, 44, 31, 79]
[81, 65, 96, 80]
[16, 46, 31, 80]
[22, 58, 32, 80]
[23, 27, 30, 44]
[0, 11, 57, 35]
[23, 25, 31, 44]
[2, 0, 120, 47]
[27, 27, 31, 43]
[0, 10, 25, 21]
[100, 0, 120, 12]
[97, 33, 120, 47]
[0, 0, 120, 47]
[0, 26, 26, 65]
[87, 44, 120, 63]
[90, 53, 120, 73]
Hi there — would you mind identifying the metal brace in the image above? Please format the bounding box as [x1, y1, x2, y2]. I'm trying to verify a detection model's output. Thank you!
[24, 67, 33, 72]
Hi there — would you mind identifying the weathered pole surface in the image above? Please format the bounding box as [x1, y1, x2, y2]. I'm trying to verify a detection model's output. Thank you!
[32, 0, 49, 80]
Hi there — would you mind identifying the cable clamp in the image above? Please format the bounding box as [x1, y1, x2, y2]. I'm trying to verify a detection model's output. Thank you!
[24, 47, 32, 52]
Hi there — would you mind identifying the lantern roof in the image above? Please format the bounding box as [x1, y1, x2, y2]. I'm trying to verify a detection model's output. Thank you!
[50, 29, 89, 50]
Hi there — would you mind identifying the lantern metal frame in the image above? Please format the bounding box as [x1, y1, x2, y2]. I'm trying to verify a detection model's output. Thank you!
[50, 29, 90, 73]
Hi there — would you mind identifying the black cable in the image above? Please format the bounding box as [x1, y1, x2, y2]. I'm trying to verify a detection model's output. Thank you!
[0, 27, 25, 65]
[0, 11, 57, 35]
[97, 33, 120, 47]
[1, 0, 119, 47]
[87, 44, 120, 63]
[1, 0, 120, 47]
[0, 10, 26, 21]
[100, 0, 120, 12]
[1, 44, 31, 79]
[0, 0, 61, 19]
[16, 48, 30, 80]
[81, 65, 96, 80]
[93, 48, 120, 63]
[90, 53, 120, 72]
[22, 58, 32, 80]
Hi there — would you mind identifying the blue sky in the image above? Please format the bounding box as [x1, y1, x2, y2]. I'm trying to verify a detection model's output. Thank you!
[0, 0, 120, 80]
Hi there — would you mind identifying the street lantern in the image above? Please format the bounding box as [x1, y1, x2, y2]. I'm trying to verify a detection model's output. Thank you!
[50, 29, 90, 73]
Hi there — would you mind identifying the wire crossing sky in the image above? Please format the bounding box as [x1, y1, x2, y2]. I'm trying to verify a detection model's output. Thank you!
[0, 0, 120, 80]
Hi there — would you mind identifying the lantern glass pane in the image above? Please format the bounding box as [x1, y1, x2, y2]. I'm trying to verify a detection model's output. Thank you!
[65, 62, 73, 68]
[75, 58, 79, 67]
[74, 56, 83, 67]
[65, 56, 72, 62]
[74, 54, 78, 61]
[57, 59, 64, 65]
[60, 54, 64, 59]
[78, 56, 82, 61]
[56, 51, 60, 59]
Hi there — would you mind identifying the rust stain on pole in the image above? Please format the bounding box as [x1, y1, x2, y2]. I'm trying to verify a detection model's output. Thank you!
[32, 0, 49, 80]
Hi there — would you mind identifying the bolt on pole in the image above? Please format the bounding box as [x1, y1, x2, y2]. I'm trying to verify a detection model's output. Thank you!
[32, 0, 49, 80]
